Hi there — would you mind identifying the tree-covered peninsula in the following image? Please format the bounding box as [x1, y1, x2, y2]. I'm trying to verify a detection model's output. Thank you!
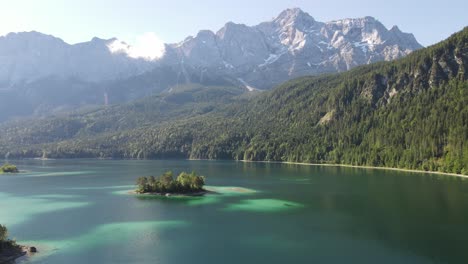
[136, 171, 205, 195]
[0, 224, 35, 262]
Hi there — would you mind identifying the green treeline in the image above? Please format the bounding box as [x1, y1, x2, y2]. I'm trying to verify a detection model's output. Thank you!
[0, 224, 17, 252]
[136, 171, 205, 194]
[0, 28, 467, 175]
[0, 225, 7, 243]
[0, 164, 18, 173]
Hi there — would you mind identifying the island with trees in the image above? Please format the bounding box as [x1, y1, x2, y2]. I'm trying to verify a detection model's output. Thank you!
[0, 224, 36, 263]
[136, 171, 206, 196]
[0, 164, 18, 174]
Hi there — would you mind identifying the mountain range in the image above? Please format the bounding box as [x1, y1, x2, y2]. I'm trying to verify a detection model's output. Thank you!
[163, 8, 422, 89]
[0, 26, 466, 175]
[0, 8, 422, 121]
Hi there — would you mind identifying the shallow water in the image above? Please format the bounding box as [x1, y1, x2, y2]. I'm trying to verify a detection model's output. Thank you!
[1, 159, 468, 263]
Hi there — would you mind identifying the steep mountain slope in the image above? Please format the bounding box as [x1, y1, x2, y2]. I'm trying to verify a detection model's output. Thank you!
[0, 27, 466, 174]
[0, 8, 421, 121]
[0, 84, 248, 149]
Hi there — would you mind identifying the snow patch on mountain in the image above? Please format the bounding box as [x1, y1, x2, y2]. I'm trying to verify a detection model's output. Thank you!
[237, 78, 258, 92]
[259, 51, 287, 67]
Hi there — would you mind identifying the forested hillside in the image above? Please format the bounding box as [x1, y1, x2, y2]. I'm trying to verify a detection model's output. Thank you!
[1, 28, 466, 174]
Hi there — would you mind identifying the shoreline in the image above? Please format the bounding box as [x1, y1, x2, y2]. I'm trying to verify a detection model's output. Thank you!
[7, 157, 467, 178]
[0, 246, 35, 264]
[238, 160, 468, 178]
[0, 253, 25, 264]
[129, 190, 211, 197]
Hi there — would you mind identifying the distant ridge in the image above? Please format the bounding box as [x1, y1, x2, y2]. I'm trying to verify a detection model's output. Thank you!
[0, 27, 466, 175]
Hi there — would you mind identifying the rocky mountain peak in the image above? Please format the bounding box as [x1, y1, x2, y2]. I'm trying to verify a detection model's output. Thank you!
[89, 36, 117, 45]
[273, 8, 316, 30]
[196, 30, 216, 39]
[216, 22, 253, 40]
[274, 8, 313, 22]
[0, 31, 66, 47]
[390, 25, 401, 32]
[327, 16, 386, 35]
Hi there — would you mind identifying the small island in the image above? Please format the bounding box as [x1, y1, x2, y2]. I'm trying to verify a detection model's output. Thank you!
[0, 224, 36, 263]
[136, 171, 206, 196]
[0, 164, 19, 174]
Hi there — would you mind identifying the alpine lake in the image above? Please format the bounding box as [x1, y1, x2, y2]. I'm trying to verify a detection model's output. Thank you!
[1, 159, 468, 264]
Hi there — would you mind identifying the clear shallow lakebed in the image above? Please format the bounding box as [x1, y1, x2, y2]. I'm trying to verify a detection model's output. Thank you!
[1, 159, 468, 263]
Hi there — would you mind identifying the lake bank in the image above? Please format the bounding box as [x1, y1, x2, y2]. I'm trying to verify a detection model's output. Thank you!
[238, 160, 468, 178]
[8, 157, 467, 178]
[13, 158, 468, 178]
[0, 246, 35, 264]
[129, 190, 210, 197]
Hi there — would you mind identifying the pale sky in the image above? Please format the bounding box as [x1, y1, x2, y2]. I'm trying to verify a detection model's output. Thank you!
[0, 0, 466, 47]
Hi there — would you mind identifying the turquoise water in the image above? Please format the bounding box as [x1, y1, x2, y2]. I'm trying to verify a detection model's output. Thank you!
[1, 159, 468, 263]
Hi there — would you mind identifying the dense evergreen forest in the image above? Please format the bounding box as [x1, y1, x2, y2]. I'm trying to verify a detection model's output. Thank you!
[0, 28, 467, 175]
